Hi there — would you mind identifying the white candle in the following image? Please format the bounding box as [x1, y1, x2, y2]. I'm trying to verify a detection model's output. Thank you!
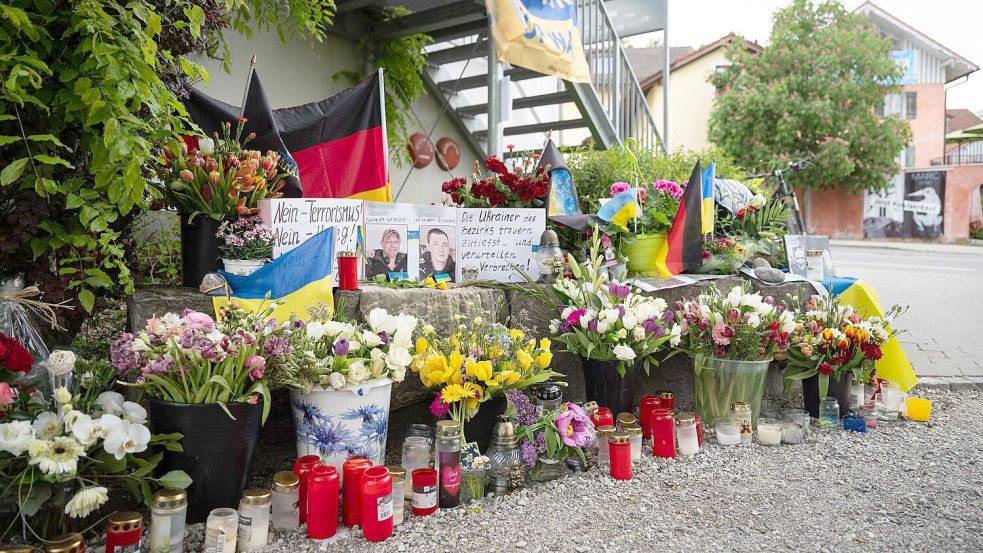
[756, 418, 782, 445]
[677, 425, 699, 455]
[716, 421, 741, 446]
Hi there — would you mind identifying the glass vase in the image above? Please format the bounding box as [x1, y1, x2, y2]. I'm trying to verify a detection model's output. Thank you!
[460, 466, 487, 504]
[530, 457, 567, 483]
[692, 354, 771, 426]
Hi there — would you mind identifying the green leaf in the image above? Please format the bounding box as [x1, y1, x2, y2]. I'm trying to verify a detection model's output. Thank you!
[159, 469, 193, 490]
[33, 154, 74, 168]
[19, 481, 52, 517]
[93, 449, 127, 473]
[1, 158, 28, 185]
[65, 193, 84, 209]
[78, 288, 95, 313]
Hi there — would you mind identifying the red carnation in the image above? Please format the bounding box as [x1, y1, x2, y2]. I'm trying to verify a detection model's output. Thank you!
[0, 334, 33, 373]
[488, 190, 507, 207]
[518, 187, 535, 202]
[484, 156, 509, 176]
[818, 363, 833, 375]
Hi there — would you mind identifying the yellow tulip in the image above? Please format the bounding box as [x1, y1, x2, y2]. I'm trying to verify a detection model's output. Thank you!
[509, 328, 525, 341]
[415, 337, 430, 355]
[524, 339, 536, 352]
[539, 338, 551, 350]
[449, 350, 464, 372]
[537, 350, 553, 368]
[498, 370, 521, 386]
[499, 360, 515, 372]
[472, 360, 493, 383]
[447, 367, 463, 385]
[487, 346, 503, 360]
[516, 349, 533, 371]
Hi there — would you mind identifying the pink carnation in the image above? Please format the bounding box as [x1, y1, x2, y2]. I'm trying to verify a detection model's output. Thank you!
[610, 182, 630, 196]
[712, 323, 735, 346]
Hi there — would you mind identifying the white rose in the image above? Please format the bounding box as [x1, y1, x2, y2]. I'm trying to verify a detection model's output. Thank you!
[651, 298, 668, 314]
[161, 313, 180, 326]
[361, 330, 383, 348]
[328, 372, 346, 390]
[33, 412, 62, 440]
[198, 137, 215, 156]
[53, 387, 72, 405]
[612, 344, 636, 361]
[348, 362, 369, 384]
[0, 421, 36, 456]
[386, 345, 413, 369]
[305, 321, 325, 341]
[370, 348, 387, 378]
[747, 313, 761, 328]
[632, 327, 646, 341]
[622, 313, 637, 331]
[669, 324, 682, 347]
[749, 194, 766, 208]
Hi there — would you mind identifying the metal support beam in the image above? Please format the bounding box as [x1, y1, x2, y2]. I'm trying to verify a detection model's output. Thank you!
[486, 35, 504, 157]
[378, 1, 487, 39]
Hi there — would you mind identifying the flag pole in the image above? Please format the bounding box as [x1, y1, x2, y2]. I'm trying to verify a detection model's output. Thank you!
[238, 54, 257, 120]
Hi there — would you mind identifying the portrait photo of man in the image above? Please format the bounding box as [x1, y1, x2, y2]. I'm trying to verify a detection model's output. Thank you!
[366, 227, 408, 278]
[419, 226, 456, 282]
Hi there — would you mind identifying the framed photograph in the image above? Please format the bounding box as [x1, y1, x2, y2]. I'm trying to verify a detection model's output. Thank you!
[783, 234, 835, 279]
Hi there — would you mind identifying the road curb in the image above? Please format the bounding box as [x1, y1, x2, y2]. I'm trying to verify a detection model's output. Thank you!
[916, 376, 983, 391]
[831, 240, 982, 255]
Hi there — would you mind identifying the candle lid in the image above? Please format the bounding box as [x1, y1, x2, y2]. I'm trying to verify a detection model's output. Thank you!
[107, 511, 142, 531]
[616, 412, 636, 426]
[0, 545, 35, 553]
[806, 249, 823, 256]
[436, 420, 462, 438]
[241, 487, 272, 506]
[731, 402, 751, 412]
[535, 383, 562, 401]
[582, 401, 599, 414]
[676, 412, 696, 424]
[595, 424, 616, 436]
[45, 533, 84, 553]
[153, 488, 188, 510]
[657, 391, 674, 399]
[273, 471, 300, 493]
[338, 250, 357, 257]
[608, 431, 630, 444]
[386, 465, 407, 479]
[625, 425, 642, 437]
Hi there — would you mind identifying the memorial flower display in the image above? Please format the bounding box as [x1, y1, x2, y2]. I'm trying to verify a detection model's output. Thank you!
[441, 145, 550, 208]
[160, 118, 287, 221]
[783, 294, 905, 398]
[413, 315, 562, 425]
[506, 389, 593, 470]
[216, 215, 275, 262]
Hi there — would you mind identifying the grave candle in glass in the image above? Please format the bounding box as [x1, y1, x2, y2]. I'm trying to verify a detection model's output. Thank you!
[716, 420, 741, 446]
[658, 391, 675, 412]
[731, 402, 753, 444]
[756, 418, 782, 445]
[650, 408, 676, 458]
[292, 455, 321, 524]
[105, 512, 142, 553]
[906, 397, 932, 421]
[342, 457, 372, 528]
[608, 431, 632, 480]
[616, 412, 637, 431]
[401, 436, 431, 499]
[436, 420, 462, 509]
[411, 468, 438, 516]
[595, 425, 616, 468]
[203, 508, 237, 553]
[819, 397, 840, 427]
[782, 408, 810, 436]
[590, 406, 614, 429]
[639, 395, 662, 441]
[45, 534, 85, 553]
[625, 425, 643, 462]
[781, 422, 805, 444]
[694, 414, 703, 447]
[271, 471, 300, 530]
[149, 488, 187, 553]
[386, 467, 406, 526]
[237, 488, 272, 552]
[307, 466, 340, 539]
[337, 250, 359, 291]
[534, 383, 563, 415]
[843, 413, 867, 433]
[360, 466, 393, 542]
[849, 380, 865, 410]
[676, 413, 700, 455]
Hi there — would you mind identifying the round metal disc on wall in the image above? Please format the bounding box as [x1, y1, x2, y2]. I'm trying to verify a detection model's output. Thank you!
[407, 132, 434, 168]
[436, 137, 460, 171]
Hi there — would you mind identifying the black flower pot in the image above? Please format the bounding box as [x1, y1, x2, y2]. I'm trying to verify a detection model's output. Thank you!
[149, 399, 262, 523]
[180, 215, 221, 288]
[581, 357, 641, 415]
[802, 374, 853, 419]
[462, 395, 507, 452]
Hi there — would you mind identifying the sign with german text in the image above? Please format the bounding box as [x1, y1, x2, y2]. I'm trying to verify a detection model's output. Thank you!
[456, 208, 545, 283]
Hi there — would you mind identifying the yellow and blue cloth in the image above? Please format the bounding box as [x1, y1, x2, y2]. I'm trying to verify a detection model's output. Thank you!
[597, 188, 641, 230]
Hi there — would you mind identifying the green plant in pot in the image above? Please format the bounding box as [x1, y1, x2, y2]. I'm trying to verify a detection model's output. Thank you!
[670, 284, 797, 426]
[110, 302, 288, 522]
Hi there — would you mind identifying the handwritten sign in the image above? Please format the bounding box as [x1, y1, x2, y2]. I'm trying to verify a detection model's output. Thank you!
[259, 198, 363, 278]
[456, 208, 544, 282]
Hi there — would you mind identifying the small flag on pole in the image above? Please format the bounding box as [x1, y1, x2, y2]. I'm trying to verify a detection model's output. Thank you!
[656, 160, 706, 277]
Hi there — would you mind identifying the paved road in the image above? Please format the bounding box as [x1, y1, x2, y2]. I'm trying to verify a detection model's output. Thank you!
[833, 244, 983, 379]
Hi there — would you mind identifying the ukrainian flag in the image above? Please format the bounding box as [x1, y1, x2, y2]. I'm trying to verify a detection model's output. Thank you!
[701, 162, 715, 235]
[597, 189, 641, 230]
[823, 276, 917, 391]
[212, 227, 336, 322]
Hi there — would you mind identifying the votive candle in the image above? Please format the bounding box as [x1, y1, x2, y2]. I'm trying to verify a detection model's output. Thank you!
[756, 418, 782, 445]
[307, 466, 340, 539]
[292, 455, 321, 524]
[781, 422, 805, 444]
[650, 408, 675, 458]
[608, 432, 632, 480]
[337, 251, 359, 291]
[716, 420, 740, 446]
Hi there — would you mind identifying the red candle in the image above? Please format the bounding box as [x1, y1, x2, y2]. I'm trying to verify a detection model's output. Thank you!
[411, 468, 438, 516]
[306, 466, 339, 539]
[651, 408, 676, 458]
[337, 251, 359, 291]
[293, 455, 322, 524]
[658, 391, 675, 412]
[694, 413, 703, 446]
[590, 406, 614, 429]
[105, 512, 142, 552]
[360, 466, 394, 542]
[639, 395, 662, 440]
[608, 432, 632, 480]
[342, 457, 373, 528]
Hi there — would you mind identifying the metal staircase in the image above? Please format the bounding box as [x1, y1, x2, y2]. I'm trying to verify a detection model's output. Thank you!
[338, 0, 663, 157]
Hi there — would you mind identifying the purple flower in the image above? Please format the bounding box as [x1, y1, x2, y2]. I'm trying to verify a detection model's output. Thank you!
[610, 181, 630, 196]
[430, 393, 450, 417]
[535, 431, 547, 454]
[264, 335, 292, 357]
[520, 438, 538, 466]
[558, 321, 572, 333]
[246, 355, 265, 380]
[110, 334, 143, 373]
[181, 310, 216, 332]
[333, 339, 350, 356]
[506, 389, 537, 425]
[587, 318, 598, 333]
[142, 357, 173, 377]
[661, 310, 674, 324]
[377, 332, 390, 347]
[554, 404, 593, 447]
[615, 305, 625, 318]
[608, 282, 630, 301]
[566, 308, 586, 326]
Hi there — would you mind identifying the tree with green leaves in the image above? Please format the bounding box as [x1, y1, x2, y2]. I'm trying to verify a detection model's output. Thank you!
[709, 0, 911, 193]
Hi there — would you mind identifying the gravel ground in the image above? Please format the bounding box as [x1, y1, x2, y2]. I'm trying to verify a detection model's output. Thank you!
[169, 388, 983, 553]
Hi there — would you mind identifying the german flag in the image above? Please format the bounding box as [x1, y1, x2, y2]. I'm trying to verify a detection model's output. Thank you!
[186, 71, 390, 201]
[656, 160, 706, 277]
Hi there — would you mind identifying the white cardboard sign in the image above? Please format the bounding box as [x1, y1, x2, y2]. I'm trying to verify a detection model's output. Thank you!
[456, 208, 544, 283]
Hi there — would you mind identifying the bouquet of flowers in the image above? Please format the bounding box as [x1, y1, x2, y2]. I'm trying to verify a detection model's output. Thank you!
[413, 314, 562, 425]
[160, 118, 286, 222]
[268, 308, 418, 392]
[783, 294, 904, 398]
[0, 343, 187, 542]
[695, 236, 750, 274]
[441, 146, 550, 208]
[506, 389, 593, 469]
[110, 303, 292, 422]
[546, 235, 680, 376]
[672, 284, 795, 361]
[605, 179, 684, 236]
[216, 216, 274, 261]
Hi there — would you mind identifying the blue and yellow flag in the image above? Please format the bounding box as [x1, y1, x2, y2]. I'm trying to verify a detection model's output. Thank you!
[597, 189, 640, 230]
[213, 228, 336, 322]
[485, 0, 591, 83]
[701, 162, 715, 235]
[823, 276, 916, 391]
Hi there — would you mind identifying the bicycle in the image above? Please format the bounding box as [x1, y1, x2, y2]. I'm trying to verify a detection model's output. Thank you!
[746, 154, 815, 235]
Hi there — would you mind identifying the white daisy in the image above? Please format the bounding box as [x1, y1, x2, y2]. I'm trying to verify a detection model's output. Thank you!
[64, 486, 109, 518]
[28, 436, 85, 476]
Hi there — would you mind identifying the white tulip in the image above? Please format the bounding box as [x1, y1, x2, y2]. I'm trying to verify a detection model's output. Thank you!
[198, 137, 215, 156]
[33, 412, 61, 440]
[305, 321, 325, 341]
[597, 320, 611, 334]
[602, 309, 620, 325]
[0, 421, 36, 456]
[669, 324, 682, 347]
[725, 287, 743, 309]
[368, 308, 398, 335]
[361, 330, 383, 348]
[328, 372, 346, 389]
[622, 313, 638, 330]
[612, 344, 636, 361]
[103, 420, 151, 461]
[386, 345, 413, 370]
[747, 313, 761, 328]
[392, 314, 418, 349]
[779, 310, 796, 334]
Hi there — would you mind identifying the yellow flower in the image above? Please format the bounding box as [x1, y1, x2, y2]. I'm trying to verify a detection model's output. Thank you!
[415, 337, 430, 355]
[509, 328, 525, 341]
[539, 338, 551, 350]
[462, 382, 483, 410]
[422, 355, 450, 386]
[536, 350, 553, 368]
[422, 324, 435, 335]
[486, 345, 503, 360]
[499, 360, 515, 372]
[441, 383, 469, 403]
[524, 339, 536, 352]
[472, 360, 493, 383]
[449, 350, 464, 372]
[516, 349, 533, 371]
[497, 370, 521, 386]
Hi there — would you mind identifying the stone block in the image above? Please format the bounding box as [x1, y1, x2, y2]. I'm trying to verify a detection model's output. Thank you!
[127, 286, 213, 331]
[913, 377, 951, 390]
